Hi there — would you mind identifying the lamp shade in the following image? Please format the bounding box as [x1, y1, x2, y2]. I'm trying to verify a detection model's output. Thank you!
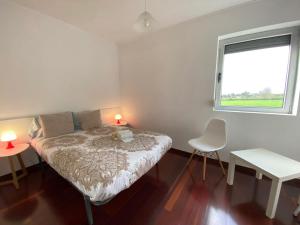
[115, 114, 122, 120]
[134, 11, 156, 32]
[1, 131, 17, 142]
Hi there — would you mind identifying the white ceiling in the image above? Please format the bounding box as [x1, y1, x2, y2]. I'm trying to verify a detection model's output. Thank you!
[12, 0, 256, 43]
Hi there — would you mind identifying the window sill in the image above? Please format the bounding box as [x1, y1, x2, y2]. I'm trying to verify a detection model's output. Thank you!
[213, 107, 297, 116]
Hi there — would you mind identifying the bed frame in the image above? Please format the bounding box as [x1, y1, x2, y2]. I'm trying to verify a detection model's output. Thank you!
[36, 153, 160, 225]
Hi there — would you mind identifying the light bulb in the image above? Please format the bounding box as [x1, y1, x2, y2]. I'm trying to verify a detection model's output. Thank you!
[134, 11, 156, 32]
[115, 114, 122, 120]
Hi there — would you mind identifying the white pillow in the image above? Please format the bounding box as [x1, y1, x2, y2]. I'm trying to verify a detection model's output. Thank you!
[28, 117, 41, 139]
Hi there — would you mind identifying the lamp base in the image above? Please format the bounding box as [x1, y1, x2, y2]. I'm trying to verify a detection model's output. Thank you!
[6, 141, 14, 149]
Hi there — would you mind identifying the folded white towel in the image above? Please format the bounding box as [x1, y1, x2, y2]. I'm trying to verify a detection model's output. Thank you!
[116, 130, 134, 142]
[117, 130, 133, 138]
[121, 137, 134, 143]
[117, 130, 132, 136]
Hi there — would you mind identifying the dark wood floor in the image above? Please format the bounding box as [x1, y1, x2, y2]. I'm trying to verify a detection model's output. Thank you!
[0, 149, 299, 225]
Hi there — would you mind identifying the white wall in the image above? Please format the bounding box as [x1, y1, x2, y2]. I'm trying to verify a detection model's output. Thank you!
[0, 0, 120, 175]
[0, 0, 120, 120]
[119, 0, 300, 162]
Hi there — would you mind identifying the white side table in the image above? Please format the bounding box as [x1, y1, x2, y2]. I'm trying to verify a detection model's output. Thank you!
[227, 148, 300, 219]
[0, 143, 29, 189]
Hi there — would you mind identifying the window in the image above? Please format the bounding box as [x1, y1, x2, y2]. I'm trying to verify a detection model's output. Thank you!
[214, 26, 300, 115]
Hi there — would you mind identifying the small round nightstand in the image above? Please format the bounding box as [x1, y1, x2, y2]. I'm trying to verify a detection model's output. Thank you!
[0, 143, 29, 189]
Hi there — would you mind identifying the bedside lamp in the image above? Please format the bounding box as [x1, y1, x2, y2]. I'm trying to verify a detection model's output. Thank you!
[114, 114, 122, 125]
[1, 131, 17, 149]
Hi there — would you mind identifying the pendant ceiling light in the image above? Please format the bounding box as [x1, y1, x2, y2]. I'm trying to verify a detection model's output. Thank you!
[134, 0, 156, 32]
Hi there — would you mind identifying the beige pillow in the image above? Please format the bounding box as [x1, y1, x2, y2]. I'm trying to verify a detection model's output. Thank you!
[39, 112, 74, 138]
[77, 110, 101, 130]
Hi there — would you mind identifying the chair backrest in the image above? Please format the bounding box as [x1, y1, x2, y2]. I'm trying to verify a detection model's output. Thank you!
[202, 118, 227, 148]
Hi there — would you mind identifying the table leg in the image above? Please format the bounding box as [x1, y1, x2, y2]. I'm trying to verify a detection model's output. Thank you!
[227, 155, 236, 185]
[256, 171, 263, 180]
[294, 195, 300, 216]
[8, 157, 19, 189]
[266, 179, 282, 218]
[17, 154, 28, 176]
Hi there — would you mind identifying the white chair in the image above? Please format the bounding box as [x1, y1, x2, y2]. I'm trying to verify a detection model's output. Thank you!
[187, 118, 227, 181]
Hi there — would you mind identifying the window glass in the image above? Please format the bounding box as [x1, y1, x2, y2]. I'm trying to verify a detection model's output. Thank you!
[220, 46, 290, 108]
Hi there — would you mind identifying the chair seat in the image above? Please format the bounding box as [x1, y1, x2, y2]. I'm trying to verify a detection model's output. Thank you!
[188, 137, 224, 152]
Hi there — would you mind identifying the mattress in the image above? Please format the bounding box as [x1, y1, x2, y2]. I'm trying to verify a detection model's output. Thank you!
[31, 126, 172, 202]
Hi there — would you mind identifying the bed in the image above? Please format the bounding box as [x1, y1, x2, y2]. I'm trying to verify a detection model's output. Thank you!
[30, 126, 172, 225]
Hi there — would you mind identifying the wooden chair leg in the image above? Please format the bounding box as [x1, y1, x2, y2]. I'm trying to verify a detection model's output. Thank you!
[202, 154, 207, 181]
[186, 149, 197, 169]
[215, 151, 226, 176]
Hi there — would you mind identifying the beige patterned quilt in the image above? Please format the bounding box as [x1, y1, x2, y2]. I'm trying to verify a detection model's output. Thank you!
[31, 126, 172, 202]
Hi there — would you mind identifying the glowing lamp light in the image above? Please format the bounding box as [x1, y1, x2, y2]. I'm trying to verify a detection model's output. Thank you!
[114, 114, 122, 125]
[1, 131, 17, 149]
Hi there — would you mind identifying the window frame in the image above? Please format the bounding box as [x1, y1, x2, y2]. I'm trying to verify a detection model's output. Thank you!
[214, 26, 300, 115]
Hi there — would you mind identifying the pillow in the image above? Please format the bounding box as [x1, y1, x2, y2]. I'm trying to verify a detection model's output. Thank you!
[28, 117, 41, 139]
[39, 112, 74, 138]
[72, 112, 81, 130]
[77, 110, 101, 130]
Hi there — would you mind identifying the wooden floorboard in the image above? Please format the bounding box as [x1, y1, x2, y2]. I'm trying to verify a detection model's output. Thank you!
[0, 149, 299, 225]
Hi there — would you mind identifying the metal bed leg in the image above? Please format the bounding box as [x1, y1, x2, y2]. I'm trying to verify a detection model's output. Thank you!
[155, 163, 160, 181]
[37, 154, 42, 164]
[35, 152, 45, 171]
[83, 195, 94, 225]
